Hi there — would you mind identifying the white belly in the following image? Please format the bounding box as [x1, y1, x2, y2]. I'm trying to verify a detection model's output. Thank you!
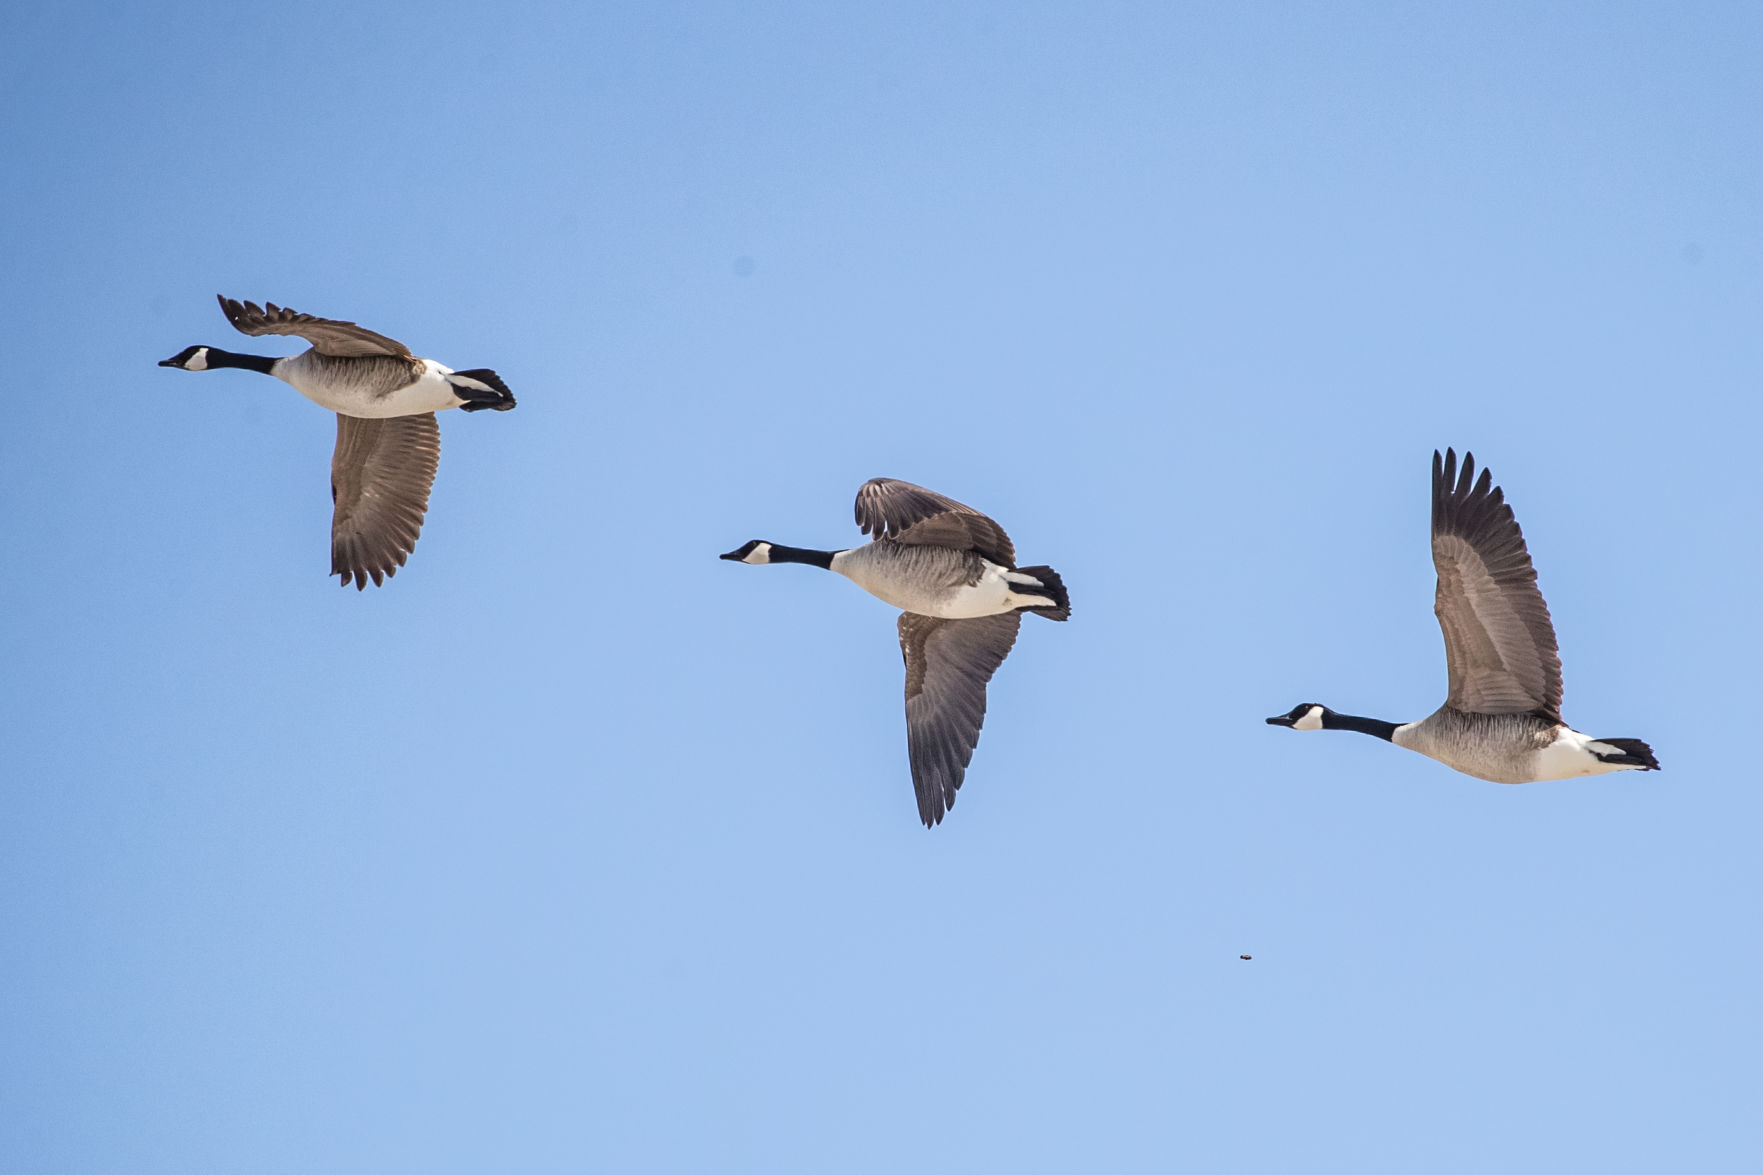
[912, 566, 1021, 618]
[276, 356, 460, 418]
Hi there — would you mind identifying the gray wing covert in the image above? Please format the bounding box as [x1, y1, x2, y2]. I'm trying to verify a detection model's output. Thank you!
[1431, 449, 1562, 717]
[855, 478, 1015, 567]
[899, 611, 1023, 826]
[219, 295, 413, 358]
[330, 413, 441, 589]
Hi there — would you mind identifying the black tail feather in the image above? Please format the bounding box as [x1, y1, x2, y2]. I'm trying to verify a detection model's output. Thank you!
[1014, 564, 1070, 621]
[1595, 737, 1660, 771]
[448, 368, 516, 411]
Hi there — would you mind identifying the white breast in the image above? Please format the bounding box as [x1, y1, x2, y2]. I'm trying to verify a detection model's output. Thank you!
[1390, 712, 1539, 784]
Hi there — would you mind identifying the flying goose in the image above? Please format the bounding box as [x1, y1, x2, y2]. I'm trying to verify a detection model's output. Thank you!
[1267, 449, 1658, 782]
[159, 296, 516, 588]
[722, 478, 1070, 826]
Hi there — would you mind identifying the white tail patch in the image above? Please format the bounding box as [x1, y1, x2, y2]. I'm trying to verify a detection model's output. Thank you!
[1533, 727, 1642, 779]
[1002, 569, 1056, 609]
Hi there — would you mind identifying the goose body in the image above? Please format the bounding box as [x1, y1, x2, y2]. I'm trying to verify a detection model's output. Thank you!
[830, 542, 1057, 618]
[160, 296, 515, 588]
[1267, 450, 1658, 783]
[1390, 710, 1654, 784]
[723, 478, 1070, 827]
[273, 351, 469, 418]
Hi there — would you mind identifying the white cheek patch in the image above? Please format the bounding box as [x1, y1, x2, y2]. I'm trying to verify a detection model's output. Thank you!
[1292, 706, 1325, 731]
[185, 348, 210, 371]
[745, 543, 772, 564]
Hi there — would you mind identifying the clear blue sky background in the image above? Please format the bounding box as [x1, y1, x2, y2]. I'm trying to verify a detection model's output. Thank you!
[3, 3, 1758, 1171]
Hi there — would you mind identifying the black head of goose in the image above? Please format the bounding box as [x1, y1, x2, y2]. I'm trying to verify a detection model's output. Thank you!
[160, 296, 516, 588]
[1266, 450, 1658, 782]
[722, 478, 1070, 826]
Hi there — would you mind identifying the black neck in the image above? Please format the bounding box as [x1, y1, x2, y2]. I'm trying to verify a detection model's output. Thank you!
[207, 348, 277, 374]
[1324, 711, 1399, 741]
[768, 544, 835, 569]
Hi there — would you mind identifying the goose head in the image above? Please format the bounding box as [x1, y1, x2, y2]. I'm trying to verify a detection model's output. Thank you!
[159, 345, 211, 371]
[720, 540, 774, 564]
[1266, 703, 1329, 731]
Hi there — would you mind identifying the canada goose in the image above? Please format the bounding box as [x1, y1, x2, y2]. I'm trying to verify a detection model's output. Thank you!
[1267, 449, 1658, 782]
[722, 478, 1070, 826]
[159, 296, 515, 588]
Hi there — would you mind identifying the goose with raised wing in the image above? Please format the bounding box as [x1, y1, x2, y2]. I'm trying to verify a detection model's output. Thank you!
[160, 296, 515, 588]
[1267, 449, 1658, 782]
[722, 478, 1070, 826]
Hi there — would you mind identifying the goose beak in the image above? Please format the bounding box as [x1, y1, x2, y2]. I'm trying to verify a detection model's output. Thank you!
[718, 548, 745, 561]
[157, 356, 180, 367]
[1265, 714, 1295, 727]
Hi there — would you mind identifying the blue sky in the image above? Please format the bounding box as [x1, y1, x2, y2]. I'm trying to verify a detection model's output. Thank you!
[3, 2, 1759, 1171]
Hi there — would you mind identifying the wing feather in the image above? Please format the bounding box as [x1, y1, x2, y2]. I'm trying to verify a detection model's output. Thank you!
[899, 612, 1022, 826]
[330, 414, 441, 589]
[854, 478, 1015, 566]
[219, 295, 412, 358]
[1431, 449, 1562, 717]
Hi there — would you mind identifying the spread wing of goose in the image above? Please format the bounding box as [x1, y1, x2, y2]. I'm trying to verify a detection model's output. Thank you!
[160, 296, 516, 588]
[723, 477, 1070, 826]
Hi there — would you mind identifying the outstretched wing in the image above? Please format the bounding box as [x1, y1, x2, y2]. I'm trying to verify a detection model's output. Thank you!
[330, 414, 441, 589]
[219, 295, 412, 358]
[854, 478, 1015, 566]
[899, 611, 1022, 827]
[1431, 448, 1562, 718]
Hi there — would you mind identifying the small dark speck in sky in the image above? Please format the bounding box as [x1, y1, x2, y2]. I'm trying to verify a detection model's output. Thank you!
[1240, 955, 1252, 960]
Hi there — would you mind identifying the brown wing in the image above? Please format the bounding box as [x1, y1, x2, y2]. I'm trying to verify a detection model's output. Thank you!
[330, 414, 441, 589]
[1431, 449, 1562, 718]
[219, 295, 412, 358]
[854, 478, 1015, 566]
[899, 611, 1023, 827]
